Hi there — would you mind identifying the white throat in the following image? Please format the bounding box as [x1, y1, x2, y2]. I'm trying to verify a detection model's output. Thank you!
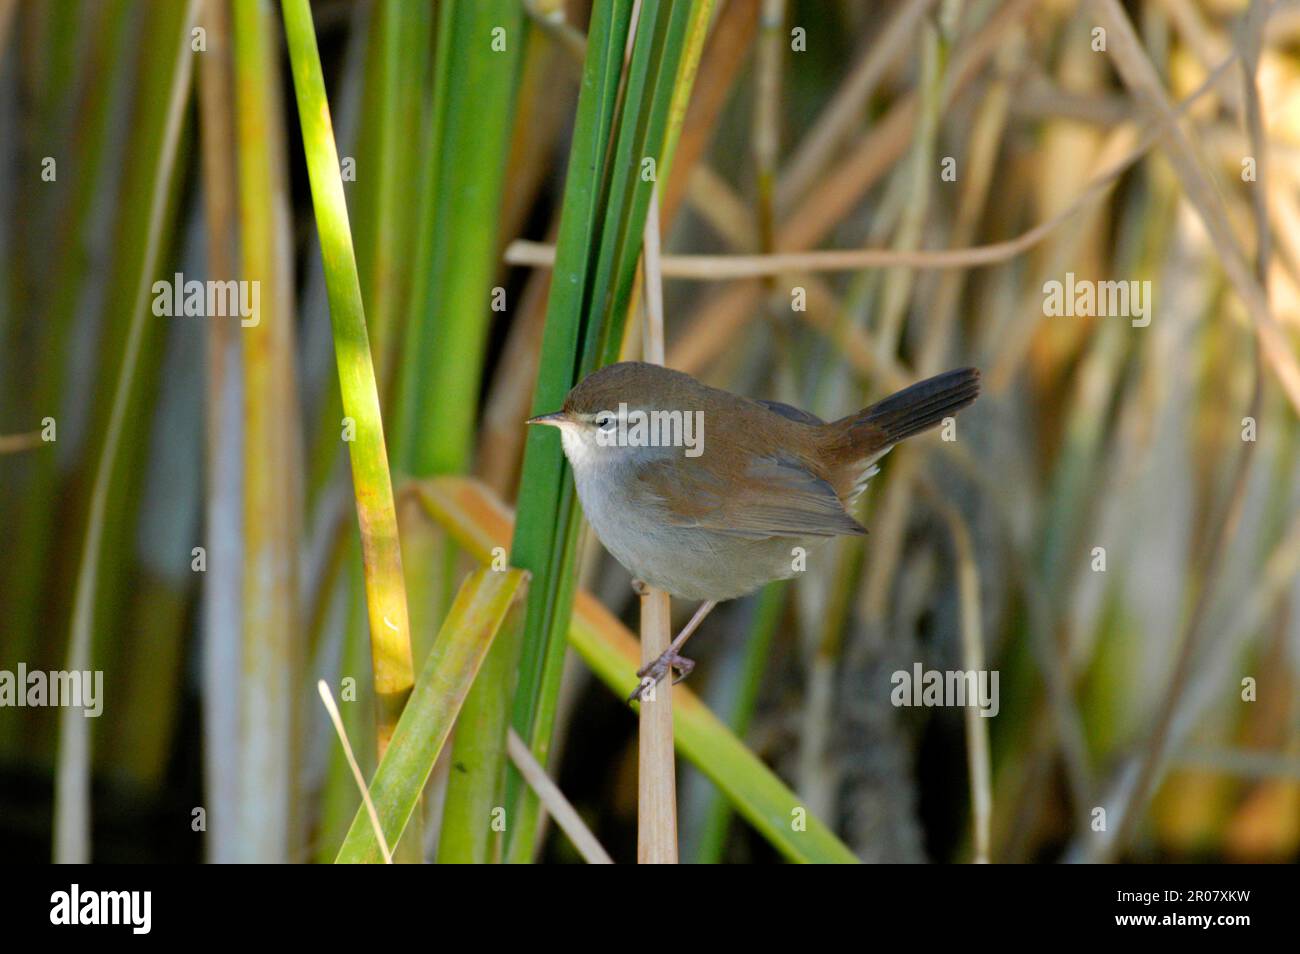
[558, 424, 601, 475]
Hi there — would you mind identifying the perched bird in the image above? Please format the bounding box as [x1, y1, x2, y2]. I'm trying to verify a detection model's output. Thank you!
[528, 361, 980, 697]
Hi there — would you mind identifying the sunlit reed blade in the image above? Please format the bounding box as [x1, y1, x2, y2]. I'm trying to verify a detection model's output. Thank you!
[280, 0, 415, 761]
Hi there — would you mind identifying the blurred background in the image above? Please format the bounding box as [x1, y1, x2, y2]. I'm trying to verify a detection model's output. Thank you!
[2, 0, 1299, 864]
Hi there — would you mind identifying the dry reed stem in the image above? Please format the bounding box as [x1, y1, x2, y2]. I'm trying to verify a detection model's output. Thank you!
[925, 486, 993, 864]
[522, 0, 588, 66]
[505, 38, 1237, 391]
[635, 183, 678, 864]
[503, 46, 1234, 284]
[777, 0, 938, 210]
[1093, 0, 1300, 417]
[686, 164, 760, 250]
[1091, 0, 1274, 859]
[661, 0, 760, 224]
[636, 584, 678, 863]
[643, 184, 666, 365]
[0, 431, 42, 453]
[666, 0, 1036, 371]
[514, 0, 1037, 379]
[317, 681, 392, 863]
[506, 728, 614, 863]
[478, 221, 557, 496]
[753, 0, 784, 258]
[196, 0, 241, 863]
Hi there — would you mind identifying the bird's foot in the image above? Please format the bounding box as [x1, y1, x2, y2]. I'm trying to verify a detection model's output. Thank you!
[630, 578, 649, 596]
[626, 650, 695, 704]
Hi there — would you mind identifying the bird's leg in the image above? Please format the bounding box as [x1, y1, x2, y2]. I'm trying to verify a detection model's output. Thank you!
[631, 599, 717, 699]
[664, 599, 716, 662]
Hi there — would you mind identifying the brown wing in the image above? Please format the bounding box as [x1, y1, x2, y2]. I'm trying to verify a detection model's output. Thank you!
[633, 453, 866, 540]
[753, 399, 825, 426]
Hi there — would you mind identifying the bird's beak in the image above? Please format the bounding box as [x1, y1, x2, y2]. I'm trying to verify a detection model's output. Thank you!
[526, 411, 570, 428]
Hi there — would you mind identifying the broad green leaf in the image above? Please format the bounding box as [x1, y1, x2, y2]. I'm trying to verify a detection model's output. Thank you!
[336, 567, 529, 864]
[281, 0, 415, 749]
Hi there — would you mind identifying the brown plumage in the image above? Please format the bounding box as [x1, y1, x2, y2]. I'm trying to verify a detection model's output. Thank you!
[545, 362, 981, 601]
[818, 365, 983, 502]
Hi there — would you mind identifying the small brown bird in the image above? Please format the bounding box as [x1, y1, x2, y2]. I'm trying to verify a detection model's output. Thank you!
[529, 361, 980, 696]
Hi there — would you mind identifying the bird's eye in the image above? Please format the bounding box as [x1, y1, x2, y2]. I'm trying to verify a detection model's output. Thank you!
[595, 412, 617, 432]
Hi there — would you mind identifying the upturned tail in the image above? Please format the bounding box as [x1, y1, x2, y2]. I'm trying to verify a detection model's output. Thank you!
[827, 367, 981, 455]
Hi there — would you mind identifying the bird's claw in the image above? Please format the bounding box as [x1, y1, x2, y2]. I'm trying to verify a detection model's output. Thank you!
[626, 650, 695, 703]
